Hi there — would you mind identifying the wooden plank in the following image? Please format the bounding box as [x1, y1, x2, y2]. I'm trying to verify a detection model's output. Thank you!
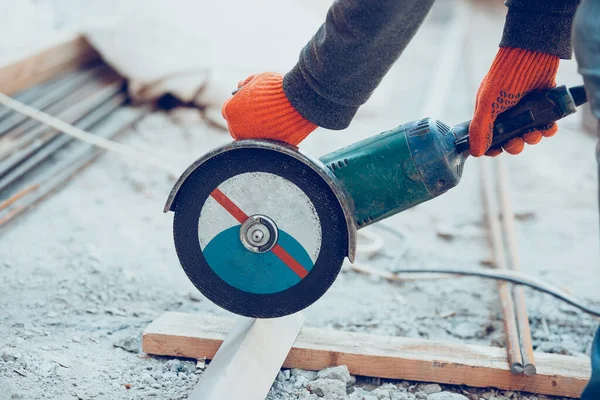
[0, 36, 99, 95]
[188, 314, 305, 400]
[143, 312, 591, 398]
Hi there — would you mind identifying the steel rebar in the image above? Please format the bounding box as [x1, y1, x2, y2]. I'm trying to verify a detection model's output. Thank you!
[0, 92, 127, 194]
[0, 69, 119, 146]
[0, 63, 107, 129]
[480, 160, 524, 375]
[497, 158, 537, 376]
[0, 107, 149, 228]
[0, 79, 124, 168]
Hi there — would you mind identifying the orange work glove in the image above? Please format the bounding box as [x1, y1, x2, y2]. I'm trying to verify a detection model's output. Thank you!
[469, 47, 559, 157]
[221, 72, 317, 146]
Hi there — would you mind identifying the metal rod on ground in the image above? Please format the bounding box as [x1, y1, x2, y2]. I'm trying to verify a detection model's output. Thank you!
[461, 8, 530, 375]
[0, 91, 38, 122]
[0, 64, 108, 132]
[0, 70, 118, 144]
[0, 107, 150, 228]
[497, 157, 536, 376]
[0, 92, 128, 193]
[0, 94, 180, 177]
[0, 70, 119, 146]
[0, 184, 39, 212]
[480, 159, 524, 374]
[0, 79, 124, 169]
[0, 87, 47, 122]
[0, 66, 99, 121]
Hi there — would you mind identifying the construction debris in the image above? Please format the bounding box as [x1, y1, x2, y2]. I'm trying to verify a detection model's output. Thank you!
[1, 1, 598, 399]
[0, 63, 148, 229]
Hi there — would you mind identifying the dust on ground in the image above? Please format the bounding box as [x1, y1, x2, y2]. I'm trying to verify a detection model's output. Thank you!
[1, 2, 599, 400]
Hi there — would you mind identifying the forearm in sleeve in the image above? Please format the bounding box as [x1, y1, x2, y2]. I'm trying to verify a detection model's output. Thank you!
[283, 0, 435, 130]
[500, 0, 580, 60]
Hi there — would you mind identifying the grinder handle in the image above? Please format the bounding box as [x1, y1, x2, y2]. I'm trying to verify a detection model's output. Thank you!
[454, 85, 587, 154]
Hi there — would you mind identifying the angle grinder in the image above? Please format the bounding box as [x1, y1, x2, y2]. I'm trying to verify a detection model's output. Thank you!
[164, 85, 587, 318]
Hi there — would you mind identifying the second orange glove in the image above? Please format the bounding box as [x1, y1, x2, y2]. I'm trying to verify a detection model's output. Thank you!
[469, 47, 560, 157]
[221, 72, 317, 146]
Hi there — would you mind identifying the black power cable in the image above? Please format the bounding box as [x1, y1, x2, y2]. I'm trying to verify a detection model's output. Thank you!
[391, 267, 600, 318]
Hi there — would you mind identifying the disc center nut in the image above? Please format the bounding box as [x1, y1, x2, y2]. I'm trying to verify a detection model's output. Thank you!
[239, 215, 279, 253]
[246, 225, 269, 247]
[251, 229, 264, 243]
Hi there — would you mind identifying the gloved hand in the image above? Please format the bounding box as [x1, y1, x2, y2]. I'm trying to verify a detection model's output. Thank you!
[469, 47, 559, 157]
[221, 72, 317, 146]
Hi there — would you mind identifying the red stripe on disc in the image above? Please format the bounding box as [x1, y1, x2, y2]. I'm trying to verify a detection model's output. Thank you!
[271, 244, 309, 279]
[210, 188, 248, 223]
[210, 187, 310, 279]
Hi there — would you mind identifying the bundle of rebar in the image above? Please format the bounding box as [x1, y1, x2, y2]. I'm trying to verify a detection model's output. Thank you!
[480, 158, 537, 376]
[0, 62, 148, 228]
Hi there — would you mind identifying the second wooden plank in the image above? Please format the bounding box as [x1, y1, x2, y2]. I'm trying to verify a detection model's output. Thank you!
[142, 312, 590, 398]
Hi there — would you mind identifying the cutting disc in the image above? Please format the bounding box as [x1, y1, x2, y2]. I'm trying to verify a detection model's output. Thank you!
[172, 141, 349, 318]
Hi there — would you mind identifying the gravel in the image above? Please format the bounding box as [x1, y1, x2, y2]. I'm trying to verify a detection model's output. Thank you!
[113, 336, 142, 354]
[262, 366, 575, 400]
[1, 2, 598, 400]
[307, 379, 348, 399]
[316, 366, 354, 389]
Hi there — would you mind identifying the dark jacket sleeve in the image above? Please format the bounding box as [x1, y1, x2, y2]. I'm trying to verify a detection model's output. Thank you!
[500, 0, 580, 59]
[283, 0, 435, 130]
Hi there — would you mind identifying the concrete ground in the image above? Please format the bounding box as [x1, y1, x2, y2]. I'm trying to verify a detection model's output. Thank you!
[1, 1, 599, 399]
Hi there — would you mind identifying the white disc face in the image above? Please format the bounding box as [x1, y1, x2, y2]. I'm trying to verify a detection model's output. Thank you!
[198, 172, 322, 263]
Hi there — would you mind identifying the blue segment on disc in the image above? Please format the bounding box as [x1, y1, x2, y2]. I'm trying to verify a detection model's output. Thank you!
[203, 226, 314, 294]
